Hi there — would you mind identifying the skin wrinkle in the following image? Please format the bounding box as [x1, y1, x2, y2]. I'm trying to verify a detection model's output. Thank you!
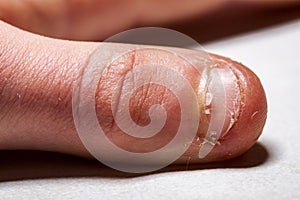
[45, 43, 98, 121]
[129, 49, 149, 126]
[19, 48, 67, 121]
[134, 84, 169, 127]
[0, 23, 93, 150]
[95, 47, 188, 152]
[134, 84, 148, 126]
[103, 49, 168, 133]
[0, 24, 76, 151]
[102, 51, 137, 131]
[128, 50, 180, 128]
[47, 54, 75, 110]
[109, 75, 124, 131]
[0, 35, 31, 122]
[47, 61, 81, 124]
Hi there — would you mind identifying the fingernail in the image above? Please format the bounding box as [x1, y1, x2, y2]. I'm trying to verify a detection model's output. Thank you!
[198, 61, 241, 159]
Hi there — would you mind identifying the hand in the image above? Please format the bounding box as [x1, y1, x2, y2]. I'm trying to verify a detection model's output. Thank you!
[0, 0, 298, 40]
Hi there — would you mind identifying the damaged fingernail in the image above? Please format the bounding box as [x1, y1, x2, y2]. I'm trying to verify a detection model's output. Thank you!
[198, 62, 241, 159]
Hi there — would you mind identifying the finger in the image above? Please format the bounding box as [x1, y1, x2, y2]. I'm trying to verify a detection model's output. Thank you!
[0, 0, 224, 40]
[0, 0, 299, 40]
[0, 21, 267, 165]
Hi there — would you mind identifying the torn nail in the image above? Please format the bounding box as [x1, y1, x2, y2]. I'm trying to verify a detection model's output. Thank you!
[198, 61, 241, 159]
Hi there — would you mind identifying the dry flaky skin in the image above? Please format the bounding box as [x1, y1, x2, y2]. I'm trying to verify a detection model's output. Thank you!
[93, 45, 267, 163]
[0, 21, 267, 164]
[179, 55, 267, 163]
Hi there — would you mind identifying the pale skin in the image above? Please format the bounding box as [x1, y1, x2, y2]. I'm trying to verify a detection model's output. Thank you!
[2, 0, 294, 165]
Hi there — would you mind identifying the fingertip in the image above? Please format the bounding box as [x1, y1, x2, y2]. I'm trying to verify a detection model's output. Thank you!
[223, 58, 267, 158]
[180, 54, 267, 164]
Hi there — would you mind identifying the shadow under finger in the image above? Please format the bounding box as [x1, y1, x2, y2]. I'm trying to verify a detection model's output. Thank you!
[0, 142, 269, 182]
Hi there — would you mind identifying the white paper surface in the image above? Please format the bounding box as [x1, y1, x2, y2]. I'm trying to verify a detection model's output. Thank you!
[0, 19, 300, 200]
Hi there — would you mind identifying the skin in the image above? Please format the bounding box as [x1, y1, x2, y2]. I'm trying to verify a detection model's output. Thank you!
[0, 0, 299, 40]
[0, 21, 267, 164]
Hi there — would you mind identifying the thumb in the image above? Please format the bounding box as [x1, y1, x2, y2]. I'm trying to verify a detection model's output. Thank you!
[0, 21, 267, 167]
